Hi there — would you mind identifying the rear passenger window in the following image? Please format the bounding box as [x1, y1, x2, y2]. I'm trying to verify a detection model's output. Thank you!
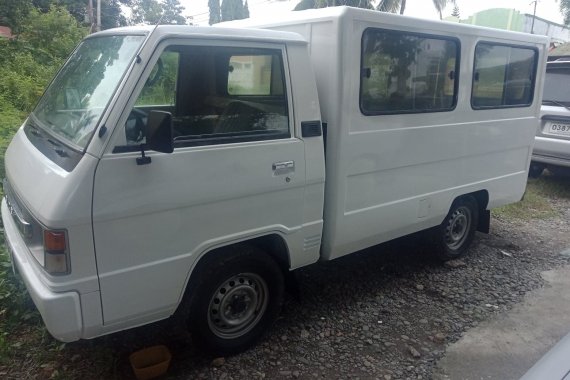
[122, 45, 290, 149]
[472, 43, 537, 108]
[360, 28, 459, 115]
[228, 55, 276, 96]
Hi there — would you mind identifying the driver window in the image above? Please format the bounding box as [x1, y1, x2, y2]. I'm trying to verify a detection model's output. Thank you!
[123, 44, 290, 148]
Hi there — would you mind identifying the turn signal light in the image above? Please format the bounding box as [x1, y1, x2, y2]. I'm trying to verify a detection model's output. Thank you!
[43, 229, 69, 274]
[44, 231, 66, 251]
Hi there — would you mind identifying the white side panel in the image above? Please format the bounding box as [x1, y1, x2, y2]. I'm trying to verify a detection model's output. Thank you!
[261, 9, 547, 260]
[320, 18, 546, 259]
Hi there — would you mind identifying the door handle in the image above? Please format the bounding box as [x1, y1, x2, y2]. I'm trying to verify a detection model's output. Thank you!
[272, 160, 295, 175]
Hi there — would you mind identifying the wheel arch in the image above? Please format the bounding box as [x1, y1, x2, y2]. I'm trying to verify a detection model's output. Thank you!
[449, 190, 490, 233]
[173, 233, 291, 317]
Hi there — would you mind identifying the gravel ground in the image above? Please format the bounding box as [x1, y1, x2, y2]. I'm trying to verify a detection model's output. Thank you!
[3, 187, 570, 380]
[106, 193, 570, 380]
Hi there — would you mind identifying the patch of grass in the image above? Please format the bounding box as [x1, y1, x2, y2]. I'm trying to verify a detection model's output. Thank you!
[531, 172, 570, 199]
[492, 174, 570, 221]
[0, 236, 42, 366]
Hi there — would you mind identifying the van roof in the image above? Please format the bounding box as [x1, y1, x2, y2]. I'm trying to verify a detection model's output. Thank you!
[221, 5, 549, 45]
[89, 24, 307, 45]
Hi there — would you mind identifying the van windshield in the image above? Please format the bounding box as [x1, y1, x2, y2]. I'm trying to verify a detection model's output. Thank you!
[31, 35, 145, 150]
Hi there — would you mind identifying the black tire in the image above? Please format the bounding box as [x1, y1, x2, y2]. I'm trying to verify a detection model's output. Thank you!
[187, 245, 284, 356]
[528, 162, 545, 178]
[434, 196, 479, 261]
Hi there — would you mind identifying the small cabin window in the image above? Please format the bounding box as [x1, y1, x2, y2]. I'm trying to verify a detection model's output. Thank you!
[472, 43, 537, 109]
[360, 28, 459, 115]
[228, 55, 276, 95]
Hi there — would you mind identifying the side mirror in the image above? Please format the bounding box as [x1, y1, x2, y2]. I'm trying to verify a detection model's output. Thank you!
[136, 110, 173, 166]
[147, 110, 173, 154]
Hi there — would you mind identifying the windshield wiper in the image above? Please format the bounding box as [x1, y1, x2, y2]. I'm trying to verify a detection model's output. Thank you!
[542, 99, 570, 111]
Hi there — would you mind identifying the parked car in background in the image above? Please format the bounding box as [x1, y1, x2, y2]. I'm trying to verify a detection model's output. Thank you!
[530, 60, 570, 178]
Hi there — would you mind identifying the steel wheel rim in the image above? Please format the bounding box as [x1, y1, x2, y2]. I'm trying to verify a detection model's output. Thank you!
[444, 206, 472, 250]
[207, 273, 268, 339]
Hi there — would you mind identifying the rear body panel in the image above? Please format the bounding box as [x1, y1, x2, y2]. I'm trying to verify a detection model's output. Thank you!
[224, 7, 548, 260]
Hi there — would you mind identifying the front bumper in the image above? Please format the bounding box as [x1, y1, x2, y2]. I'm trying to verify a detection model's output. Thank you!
[1, 199, 82, 342]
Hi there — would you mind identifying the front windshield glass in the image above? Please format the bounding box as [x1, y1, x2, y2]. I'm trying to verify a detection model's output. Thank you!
[543, 67, 570, 105]
[32, 35, 145, 149]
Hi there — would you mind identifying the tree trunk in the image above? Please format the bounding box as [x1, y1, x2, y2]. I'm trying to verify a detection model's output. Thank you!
[400, 0, 406, 14]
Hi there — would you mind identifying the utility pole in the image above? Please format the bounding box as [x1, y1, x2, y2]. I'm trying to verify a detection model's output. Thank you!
[88, 0, 95, 33]
[96, 0, 101, 32]
[530, 0, 538, 34]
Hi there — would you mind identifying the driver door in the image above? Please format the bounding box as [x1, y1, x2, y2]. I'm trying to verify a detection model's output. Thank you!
[92, 40, 307, 324]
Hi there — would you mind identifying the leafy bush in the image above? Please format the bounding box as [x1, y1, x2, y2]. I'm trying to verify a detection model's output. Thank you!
[0, 96, 24, 179]
[0, 7, 86, 114]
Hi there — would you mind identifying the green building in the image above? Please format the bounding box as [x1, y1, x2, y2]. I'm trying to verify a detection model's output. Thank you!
[445, 8, 570, 43]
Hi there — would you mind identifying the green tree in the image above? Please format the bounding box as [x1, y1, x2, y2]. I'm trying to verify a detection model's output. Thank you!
[244, 0, 250, 18]
[292, 0, 455, 18]
[209, 0, 221, 24]
[0, 0, 32, 33]
[0, 5, 86, 112]
[294, 0, 373, 11]
[293, 0, 315, 10]
[221, 0, 247, 22]
[131, 0, 163, 24]
[161, 0, 187, 24]
[0, 4, 86, 189]
[20, 5, 87, 60]
[451, 4, 460, 18]
[21, 0, 130, 30]
[561, 0, 570, 25]
[101, 0, 130, 28]
[431, 0, 449, 19]
[377, 0, 401, 13]
[131, 0, 186, 24]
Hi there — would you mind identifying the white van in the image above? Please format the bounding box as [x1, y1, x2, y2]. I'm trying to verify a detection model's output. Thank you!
[2, 7, 547, 355]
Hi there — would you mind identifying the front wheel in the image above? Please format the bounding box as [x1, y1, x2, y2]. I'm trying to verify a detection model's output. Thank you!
[187, 245, 284, 355]
[434, 196, 479, 260]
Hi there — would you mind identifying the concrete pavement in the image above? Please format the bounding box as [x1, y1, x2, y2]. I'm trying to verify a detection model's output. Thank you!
[434, 264, 570, 380]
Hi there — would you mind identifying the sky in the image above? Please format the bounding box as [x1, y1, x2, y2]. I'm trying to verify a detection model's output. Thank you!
[180, 0, 565, 26]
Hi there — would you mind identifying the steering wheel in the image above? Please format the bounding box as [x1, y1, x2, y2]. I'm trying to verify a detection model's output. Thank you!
[125, 108, 148, 143]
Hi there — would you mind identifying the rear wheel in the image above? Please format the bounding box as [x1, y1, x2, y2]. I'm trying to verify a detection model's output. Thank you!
[187, 245, 284, 355]
[434, 196, 479, 260]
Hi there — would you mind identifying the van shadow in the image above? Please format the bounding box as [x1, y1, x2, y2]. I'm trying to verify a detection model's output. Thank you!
[66, 232, 455, 378]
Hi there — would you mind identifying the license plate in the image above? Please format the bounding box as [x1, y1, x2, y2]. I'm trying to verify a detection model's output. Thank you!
[547, 122, 570, 136]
